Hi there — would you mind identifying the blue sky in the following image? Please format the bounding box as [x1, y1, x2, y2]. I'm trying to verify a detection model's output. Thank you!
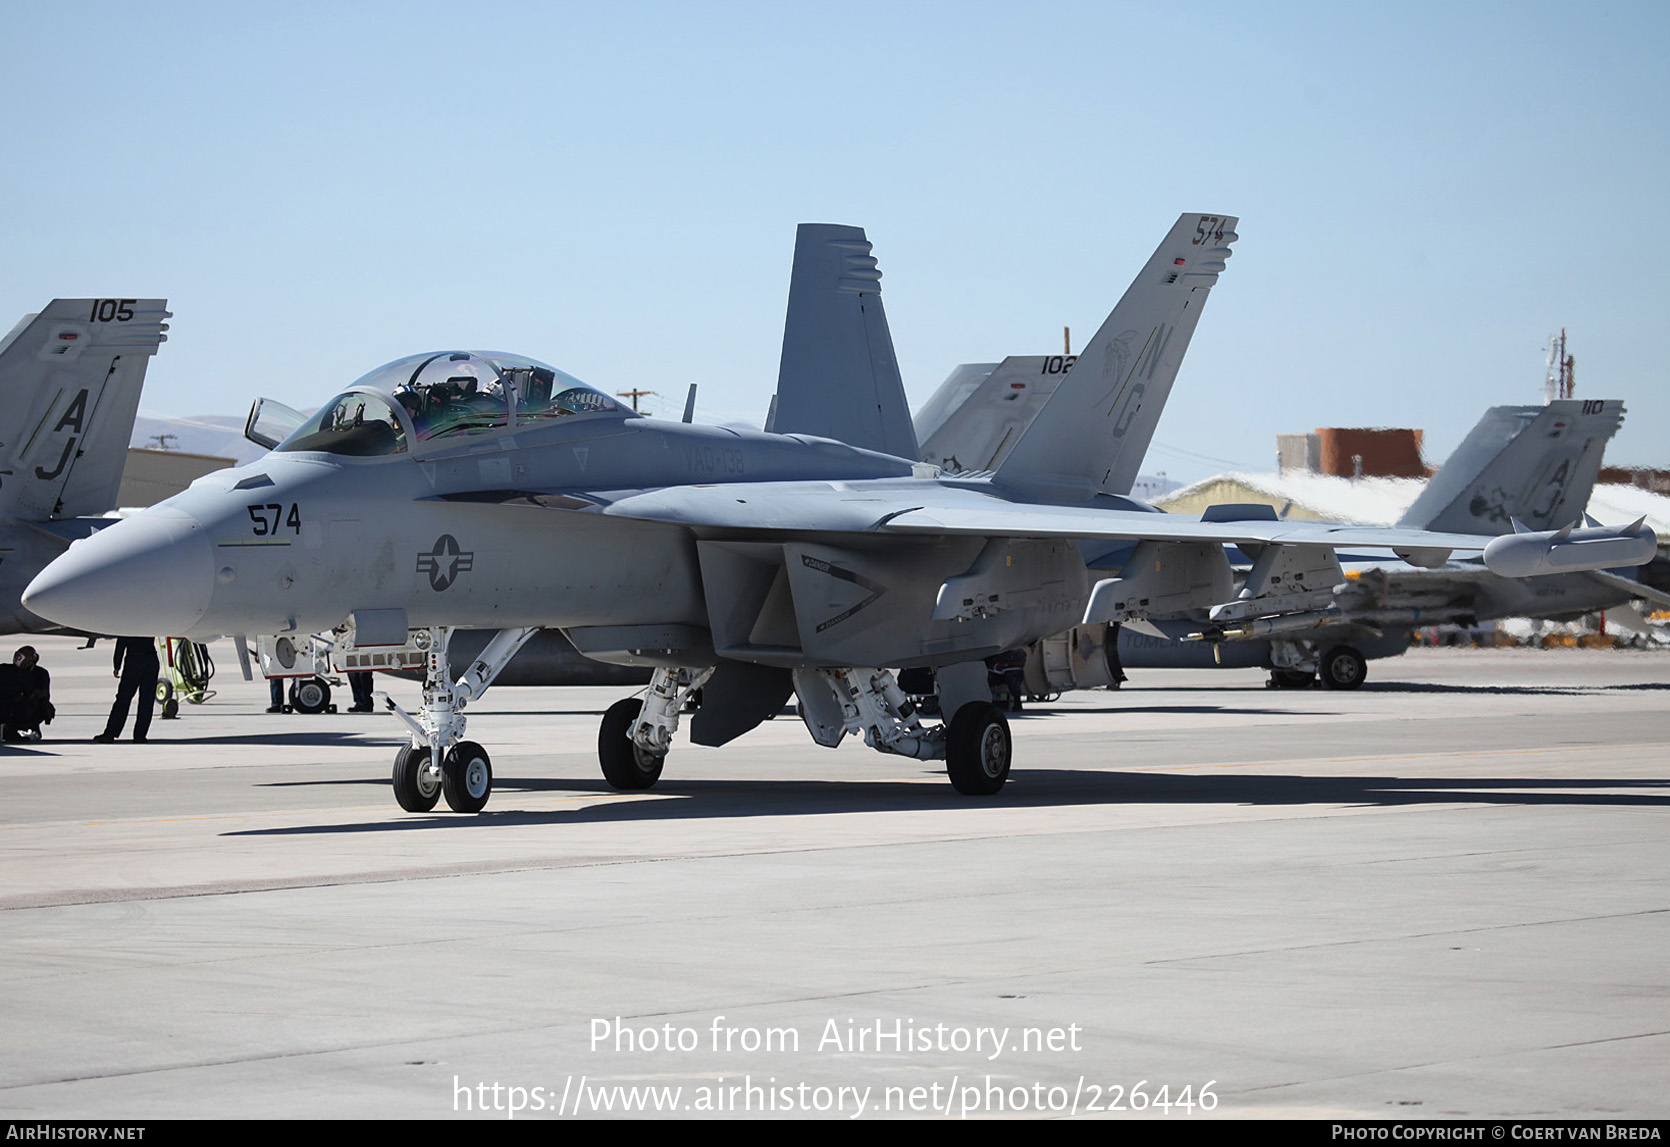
[3, 0, 1665, 484]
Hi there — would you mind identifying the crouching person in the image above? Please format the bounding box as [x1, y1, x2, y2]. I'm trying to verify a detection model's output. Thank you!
[0, 646, 55, 742]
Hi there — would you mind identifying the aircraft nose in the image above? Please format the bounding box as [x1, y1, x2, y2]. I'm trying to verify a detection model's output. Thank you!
[23, 508, 215, 636]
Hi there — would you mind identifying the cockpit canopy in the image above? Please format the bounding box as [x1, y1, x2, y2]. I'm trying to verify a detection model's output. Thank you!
[275, 351, 628, 457]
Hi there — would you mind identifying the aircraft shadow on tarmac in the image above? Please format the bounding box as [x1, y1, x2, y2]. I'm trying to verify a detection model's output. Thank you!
[1343, 680, 1670, 696]
[119, 731, 396, 748]
[224, 769, 1670, 837]
[0, 730, 399, 755]
[1132, 681, 1670, 697]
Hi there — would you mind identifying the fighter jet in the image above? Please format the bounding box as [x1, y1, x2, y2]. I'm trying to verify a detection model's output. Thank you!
[22, 217, 1657, 813]
[0, 299, 170, 633]
[1012, 398, 1668, 694]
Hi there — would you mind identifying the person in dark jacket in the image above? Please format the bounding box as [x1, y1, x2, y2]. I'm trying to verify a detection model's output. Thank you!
[0, 646, 54, 740]
[95, 637, 159, 743]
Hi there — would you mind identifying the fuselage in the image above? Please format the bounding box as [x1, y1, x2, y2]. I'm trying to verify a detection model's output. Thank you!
[22, 352, 917, 641]
[0, 518, 109, 635]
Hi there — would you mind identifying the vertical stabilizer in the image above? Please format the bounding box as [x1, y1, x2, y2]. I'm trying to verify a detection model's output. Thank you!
[915, 356, 1075, 474]
[0, 299, 170, 520]
[1397, 399, 1624, 535]
[769, 224, 919, 460]
[992, 213, 1237, 499]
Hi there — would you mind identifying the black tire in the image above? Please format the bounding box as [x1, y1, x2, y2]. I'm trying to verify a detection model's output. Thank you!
[945, 701, 1011, 796]
[1269, 668, 1315, 690]
[442, 741, 493, 813]
[392, 745, 440, 812]
[161, 698, 180, 719]
[1319, 646, 1367, 691]
[599, 697, 665, 790]
[156, 680, 178, 719]
[289, 677, 331, 714]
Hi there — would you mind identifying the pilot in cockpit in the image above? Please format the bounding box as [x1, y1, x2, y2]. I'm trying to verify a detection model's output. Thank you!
[393, 384, 428, 436]
[394, 364, 508, 440]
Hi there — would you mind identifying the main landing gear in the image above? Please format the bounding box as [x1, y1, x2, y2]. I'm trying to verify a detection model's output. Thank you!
[596, 665, 1013, 797]
[596, 667, 713, 791]
[383, 626, 538, 813]
[1318, 645, 1367, 691]
[946, 701, 1011, 795]
[598, 699, 663, 789]
[1267, 640, 1367, 691]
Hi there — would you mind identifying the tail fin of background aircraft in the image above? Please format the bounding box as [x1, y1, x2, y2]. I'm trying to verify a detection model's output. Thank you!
[915, 356, 1072, 474]
[767, 224, 919, 461]
[992, 213, 1237, 500]
[1396, 399, 1624, 535]
[0, 299, 170, 520]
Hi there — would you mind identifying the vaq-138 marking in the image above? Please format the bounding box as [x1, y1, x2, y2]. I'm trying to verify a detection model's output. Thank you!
[22, 217, 1657, 812]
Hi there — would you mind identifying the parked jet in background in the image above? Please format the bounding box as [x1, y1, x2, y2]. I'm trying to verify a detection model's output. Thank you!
[0, 299, 170, 634]
[24, 217, 1656, 814]
[1013, 397, 1667, 694]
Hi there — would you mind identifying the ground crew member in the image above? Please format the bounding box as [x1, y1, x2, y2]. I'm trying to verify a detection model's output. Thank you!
[348, 671, 374, 712]
[95, 637, 159, 743]
[0, 646, 54, 740]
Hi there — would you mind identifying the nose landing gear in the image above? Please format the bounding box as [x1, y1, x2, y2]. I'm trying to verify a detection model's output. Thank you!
[381, 626, 538, 813]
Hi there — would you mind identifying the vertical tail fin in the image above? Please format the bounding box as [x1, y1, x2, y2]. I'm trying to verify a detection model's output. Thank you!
[768, 224, 919, 460]
[0, 299, 170, 520]
[915, 356, 1074, 474]
[1396, 399, 1624, 535]
[993, 213, 1237, 499]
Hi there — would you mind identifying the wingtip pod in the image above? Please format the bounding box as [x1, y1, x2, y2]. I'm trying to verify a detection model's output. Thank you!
[1482, 520, 1659, 578]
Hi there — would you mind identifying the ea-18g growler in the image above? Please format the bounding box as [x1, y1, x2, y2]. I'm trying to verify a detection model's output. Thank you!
[23, 216, 1656, 812]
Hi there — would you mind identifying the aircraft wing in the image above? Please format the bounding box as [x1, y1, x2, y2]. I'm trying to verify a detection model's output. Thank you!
[593, 479, 1657, 575]
[876, 499, 1496, 554]
[1587, 567, 1670, 610]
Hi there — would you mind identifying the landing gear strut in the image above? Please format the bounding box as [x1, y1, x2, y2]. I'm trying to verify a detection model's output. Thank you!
[598, 699, 664, 789]
[599, 664, 1018, 796]
[381, 625, 538, 812]
[793, 666, 1008, 795]
[597, 666, 713, 790]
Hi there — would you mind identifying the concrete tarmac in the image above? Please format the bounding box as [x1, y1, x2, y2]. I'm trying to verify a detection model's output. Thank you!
[0, 637, 1666, 1120]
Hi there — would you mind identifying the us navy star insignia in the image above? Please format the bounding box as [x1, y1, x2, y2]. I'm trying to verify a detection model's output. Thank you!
[416, 534, 474, 591]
